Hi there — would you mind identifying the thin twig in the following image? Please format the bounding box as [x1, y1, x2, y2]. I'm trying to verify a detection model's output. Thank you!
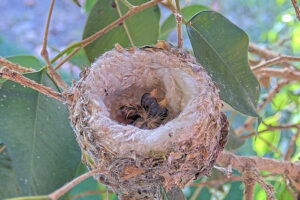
[175, 13, 183, 48]
[241, 123, 300, 139]
[48, 169, 101, 200]
[40, 0, 69, 90]
[0, 56, 35, 73]
[285, 129, 300, 160]
[283, 176, 298, 199]
[54, 0, 162, 70]
[255, 68, 300, 82]
[190, 186, 203, 200]
[0, 145, 6, 154]
[244, 178, 255, 200]
[114, 0, 135, 47]
[252, 55, 300, 71]
[249, 43, 294, 68]
[0, 67, 65, 102]
[291, 0, 300, 20]
[174, 0, 183, 48]
[229, 111, 237, 124]
[217, 151, 300, 191]
[236, 79, 289, 135]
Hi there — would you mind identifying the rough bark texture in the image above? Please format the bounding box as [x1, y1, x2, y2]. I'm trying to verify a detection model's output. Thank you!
[66, 43, 229, 199]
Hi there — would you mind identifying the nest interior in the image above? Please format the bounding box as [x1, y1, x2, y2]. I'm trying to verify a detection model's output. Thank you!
[67, 43, 229, 199]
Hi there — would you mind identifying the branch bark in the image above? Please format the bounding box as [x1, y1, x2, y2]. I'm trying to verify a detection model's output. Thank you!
[236, 79, 290, 135]
[41, 0, 69, 90]
[252, 55, 300, 71]
[254, 68, 300, 82]
[217, 151, 300, 191]
[291, 0, 300, 21]
[0, 56, 35, 73]
[48, 169, 100, 200]
[0, 67, 65, 102]
[248, 43, 295, 68]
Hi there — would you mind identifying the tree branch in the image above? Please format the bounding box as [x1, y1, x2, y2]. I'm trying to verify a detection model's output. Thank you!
[54, 0, 163, 70]
[241, 122, 300, 139]
[48, 169, 100, 200]
[252, 55, 300, 71]
[291, 0, 300, 21]
[0, 56, 35, 73]
[236, 79, 290, 135]
[285, 129, 300, 161]
[244, 176, 255, 200]
[40, 0, 69, 90]
[0, 145, 6, 154]
[248, 43, 294, 68]
[0, 67, 65, 102]
[255, 68, 300, 82]
[217, 151, 300, 191]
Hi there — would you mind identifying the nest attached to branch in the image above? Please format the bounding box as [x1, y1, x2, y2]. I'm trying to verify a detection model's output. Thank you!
[66, 42, 229, 199]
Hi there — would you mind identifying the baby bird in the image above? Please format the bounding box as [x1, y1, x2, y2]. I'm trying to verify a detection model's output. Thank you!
[117, 89, 168, 129]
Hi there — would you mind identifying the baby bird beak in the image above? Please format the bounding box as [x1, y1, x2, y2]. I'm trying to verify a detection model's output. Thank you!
[150, 88, 158, 99]
[159, 98, 167, 108]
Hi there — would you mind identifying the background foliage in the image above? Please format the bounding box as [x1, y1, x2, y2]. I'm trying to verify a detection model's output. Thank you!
[0, 0, 299, 199]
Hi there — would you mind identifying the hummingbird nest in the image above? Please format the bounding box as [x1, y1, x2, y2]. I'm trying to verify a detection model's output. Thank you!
[67, 42, 229, 199]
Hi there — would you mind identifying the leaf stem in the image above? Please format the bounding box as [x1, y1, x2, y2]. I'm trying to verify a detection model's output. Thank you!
[0, 67, 66, 102]
[50, 42, 81, 64]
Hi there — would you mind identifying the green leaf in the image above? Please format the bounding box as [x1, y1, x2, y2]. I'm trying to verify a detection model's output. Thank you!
[225, 127, 245, 150]
[276, 183, 294, 200]
[83, 0, 160, 62]
[160, 4, 208, 40]
[5, 55, 43, 71]
[253, 115, 280, 156]
[84, 0, 98, 14]
[0, 69, 81, 197]
[0, 143, 21, 197]
[292, 24, 300, 54]
[186, 11, 260, 117]
[254, 184, 266, 200]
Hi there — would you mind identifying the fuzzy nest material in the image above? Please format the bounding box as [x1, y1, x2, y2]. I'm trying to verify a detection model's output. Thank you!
[66, 42, 229, 199]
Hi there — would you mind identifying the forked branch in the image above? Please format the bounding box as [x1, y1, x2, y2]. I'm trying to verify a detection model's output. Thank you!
[40, 0, 69, 90]
[217, 151, 300, 191]
[54, 0, 163, 70]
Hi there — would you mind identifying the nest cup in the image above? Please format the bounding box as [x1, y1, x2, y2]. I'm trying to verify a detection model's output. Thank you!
[67, 42, 229, 199]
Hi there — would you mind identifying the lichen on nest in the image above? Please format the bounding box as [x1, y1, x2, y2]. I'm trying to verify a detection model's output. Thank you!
[66, 41, 229, 199]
